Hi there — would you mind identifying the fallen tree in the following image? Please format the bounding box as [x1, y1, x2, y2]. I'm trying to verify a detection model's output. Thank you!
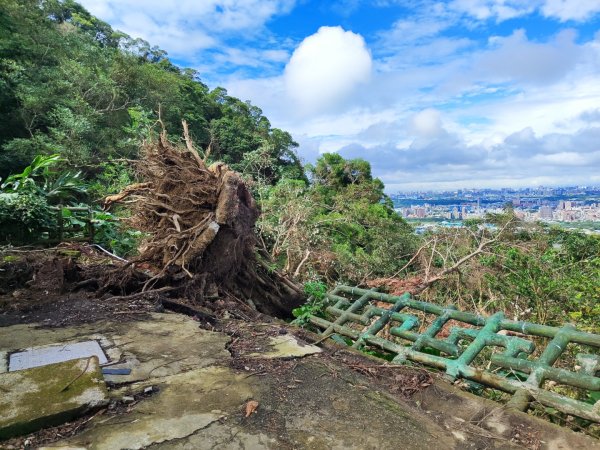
[367, 218, 515, 296]
[100, 123, 304, 317]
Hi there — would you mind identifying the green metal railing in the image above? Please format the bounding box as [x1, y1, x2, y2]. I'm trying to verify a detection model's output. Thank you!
[309, 285, 600, 422]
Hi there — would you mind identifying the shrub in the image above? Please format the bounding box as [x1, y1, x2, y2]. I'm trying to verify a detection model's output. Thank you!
[0, 192, 56, 243]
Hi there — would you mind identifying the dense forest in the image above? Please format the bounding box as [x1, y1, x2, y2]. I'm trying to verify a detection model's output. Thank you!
[0, 0, 598, 334]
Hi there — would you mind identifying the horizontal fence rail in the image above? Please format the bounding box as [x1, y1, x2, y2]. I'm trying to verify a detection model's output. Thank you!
[309, 285, 600, 423]
[48, 205, 95, 243]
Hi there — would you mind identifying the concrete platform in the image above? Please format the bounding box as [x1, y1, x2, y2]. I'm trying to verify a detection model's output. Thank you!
[0, 313, 598, 449]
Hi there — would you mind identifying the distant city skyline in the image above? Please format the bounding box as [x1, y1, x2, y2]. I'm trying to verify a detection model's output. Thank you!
[391, 184, 600, 194]
[393, 185, 600, 227]
[79, 1, 600, 190]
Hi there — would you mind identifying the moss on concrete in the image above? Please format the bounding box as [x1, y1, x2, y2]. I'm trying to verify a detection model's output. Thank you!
[56, 366, 256, 450]
[0, 357, 108, 439]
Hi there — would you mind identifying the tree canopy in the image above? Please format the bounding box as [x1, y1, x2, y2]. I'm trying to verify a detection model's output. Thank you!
[0, 0, 301, 182]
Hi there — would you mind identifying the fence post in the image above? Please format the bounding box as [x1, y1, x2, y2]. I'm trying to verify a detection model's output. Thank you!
[57, 204, 64, 243]
[87, 207, 94, 243]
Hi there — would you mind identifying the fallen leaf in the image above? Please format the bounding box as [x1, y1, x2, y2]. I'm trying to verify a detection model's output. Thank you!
[245, 400, 259, 417]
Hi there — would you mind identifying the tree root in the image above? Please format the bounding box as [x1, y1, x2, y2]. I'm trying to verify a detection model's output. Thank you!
[101, 124, 303, 317]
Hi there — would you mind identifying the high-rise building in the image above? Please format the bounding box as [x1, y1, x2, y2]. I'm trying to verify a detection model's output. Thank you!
[539, 206, 553, 219]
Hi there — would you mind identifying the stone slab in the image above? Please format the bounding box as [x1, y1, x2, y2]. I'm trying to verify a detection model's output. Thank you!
[249, 334, 322, 359]
[48, 366, 255, 450]
[9, 341, 108, 372]
[0, 357, 108, 439]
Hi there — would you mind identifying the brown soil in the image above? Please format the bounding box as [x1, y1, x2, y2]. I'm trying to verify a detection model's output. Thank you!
[367, 276, 424, 295]
[0, 245, 278, 328]
[0, 249, 158, 327]
[211, 318, 434, 403]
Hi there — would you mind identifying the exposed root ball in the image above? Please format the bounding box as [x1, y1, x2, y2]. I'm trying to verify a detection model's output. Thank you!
[106, 128, 303, 317]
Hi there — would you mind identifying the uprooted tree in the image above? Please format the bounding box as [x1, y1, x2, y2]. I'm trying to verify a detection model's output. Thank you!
[101, 122, 304, 317]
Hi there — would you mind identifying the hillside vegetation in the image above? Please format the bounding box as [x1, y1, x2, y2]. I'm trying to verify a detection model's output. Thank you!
[0, 0, 598, 333]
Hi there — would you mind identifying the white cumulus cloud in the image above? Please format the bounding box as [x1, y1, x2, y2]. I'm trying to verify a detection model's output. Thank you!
[284, 26, 372, 115]
[410, 108, 445, 138]
[542, 0, 600, 22]
[78, 0, 296, 58]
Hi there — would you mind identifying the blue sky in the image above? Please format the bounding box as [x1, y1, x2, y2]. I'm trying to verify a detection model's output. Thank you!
[79, 0, 600, 192]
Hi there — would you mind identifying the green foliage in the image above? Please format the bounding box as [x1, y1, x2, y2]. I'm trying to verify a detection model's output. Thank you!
[258, 154, 414, 284]
[42, 170, 87, 203]
[420, 223, 600, 333]
[304, 281, 328, 301]
[308, 152, 374, 189]
[87, 159, 134, 200]
[0, 0, 303, 255]
[0, 153, 140, 255]
[1, 153, 86, 204]
[1, 154, 62, 191]
[92, 210, 143, 257]
[482, 229, 600, 329]
[0, 153, 86, 243]
[0, 0, 302, 182]
[292, 281, 330, 326]
[0, 192, 56, 243]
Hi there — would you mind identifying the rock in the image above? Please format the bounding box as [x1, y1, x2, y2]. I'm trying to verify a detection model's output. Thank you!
[0, 357, 108, 439]
[249, 335, 322, 359]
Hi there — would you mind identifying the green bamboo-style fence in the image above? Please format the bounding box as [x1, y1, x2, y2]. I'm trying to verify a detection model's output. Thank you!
[310, 285, 600, 423]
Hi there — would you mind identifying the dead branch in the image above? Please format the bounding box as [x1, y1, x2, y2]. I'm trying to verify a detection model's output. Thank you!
[416, 219, 514, 292]
[293, 249, 311, 278]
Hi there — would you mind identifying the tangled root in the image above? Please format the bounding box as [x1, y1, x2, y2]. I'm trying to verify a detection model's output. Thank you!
[104, 125, 303, 317]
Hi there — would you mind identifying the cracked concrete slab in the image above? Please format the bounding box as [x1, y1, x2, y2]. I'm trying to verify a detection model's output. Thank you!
[0, 357, 108, 440]
[45, 366, 256, 450]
